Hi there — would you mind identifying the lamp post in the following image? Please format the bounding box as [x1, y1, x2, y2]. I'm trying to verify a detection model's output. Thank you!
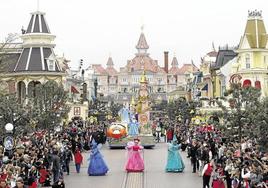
[4, 123, 14, 155]
[94, 77, 98, 100]
[5, 123, 14, 133]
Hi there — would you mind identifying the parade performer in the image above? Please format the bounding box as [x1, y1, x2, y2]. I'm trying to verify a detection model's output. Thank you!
[74, 146, 83, 173]
[165, 135, 185, 172]
[119, 106, 130, 124]
[88, 140, 109, 176]
[128, 116, 139, 136]
[125, 138, 144, 172]
[202, 160, 214, 188]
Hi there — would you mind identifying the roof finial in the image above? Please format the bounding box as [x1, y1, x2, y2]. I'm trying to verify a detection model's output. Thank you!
[37, 0, 40, 11]
[140, 17, 144, 32]
[248, 9, 262, 18]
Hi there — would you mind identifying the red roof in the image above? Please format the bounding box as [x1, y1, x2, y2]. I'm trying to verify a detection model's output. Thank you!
[169, 67, 180, 74]
[127, 55, 165, 73]
[92, 64, 107, 74]
[106, 67, 117, 75]
[71, 86, 79, 94]
[169, 64, 198, 75]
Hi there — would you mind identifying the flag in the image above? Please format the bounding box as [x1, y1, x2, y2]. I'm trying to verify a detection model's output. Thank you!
[71, 86, 79, 94]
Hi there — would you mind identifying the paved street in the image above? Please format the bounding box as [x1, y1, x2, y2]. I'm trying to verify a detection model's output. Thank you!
[64, 143, 202, 188]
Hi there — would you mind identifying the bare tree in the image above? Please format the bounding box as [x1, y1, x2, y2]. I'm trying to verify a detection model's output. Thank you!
[0, 33, 19, 67]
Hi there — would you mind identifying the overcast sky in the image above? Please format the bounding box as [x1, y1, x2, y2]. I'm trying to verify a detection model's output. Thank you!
[1, 0, 267, 70]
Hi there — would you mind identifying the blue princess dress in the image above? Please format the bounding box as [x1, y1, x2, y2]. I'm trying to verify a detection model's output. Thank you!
[88, 141, 109, 176]
[165, 138, 185, 172]
[128, 121, 139, 136]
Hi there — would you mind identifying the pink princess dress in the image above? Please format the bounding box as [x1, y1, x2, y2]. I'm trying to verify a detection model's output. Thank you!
[125, 144, 144, 172]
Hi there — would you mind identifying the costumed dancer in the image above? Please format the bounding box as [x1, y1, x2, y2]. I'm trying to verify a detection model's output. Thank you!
[125, 138, 144, 172]
[88, 140, 109, 176]
[119, 106, 130, 124]
[128, 116, 139, 136]
[165, 135, 185, 172]
[202, 160, 214, 188]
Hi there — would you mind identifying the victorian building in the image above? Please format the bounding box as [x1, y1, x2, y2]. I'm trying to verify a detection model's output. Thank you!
[92, 30, 198, 103]
[231, 10, 268, 97]
[0, 10, 67, 103]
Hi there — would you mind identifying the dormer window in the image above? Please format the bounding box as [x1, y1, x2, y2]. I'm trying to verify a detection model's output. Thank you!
[48, 59, 55, 71]
[46, 55, 56, 71]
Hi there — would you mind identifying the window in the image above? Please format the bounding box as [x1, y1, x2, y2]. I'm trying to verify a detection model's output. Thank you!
[47, 59, 55, 71]
[264, 56, 267, 64]
[122, 78, 127, 82]
[255, 81, 261, 89]
[246, 54, 250, 69]
[110, 77, 116, 84]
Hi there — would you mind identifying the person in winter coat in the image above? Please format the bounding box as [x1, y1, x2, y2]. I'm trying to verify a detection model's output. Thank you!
[74, 147, 83, 173]
[51, 150, 61, 184]
[63, 146, 72, 175]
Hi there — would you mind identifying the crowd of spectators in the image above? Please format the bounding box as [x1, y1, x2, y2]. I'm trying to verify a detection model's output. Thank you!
[174, 123, 268, 188]
[0, 118, 106, 188]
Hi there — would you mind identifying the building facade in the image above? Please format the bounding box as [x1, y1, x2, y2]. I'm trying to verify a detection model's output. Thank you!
[0, 10, 67, 103]
[92, 30, 198, 103]
[231, 10, 268, 97]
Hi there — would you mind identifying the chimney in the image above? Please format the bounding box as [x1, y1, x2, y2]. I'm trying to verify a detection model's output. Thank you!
[164, 51, 169, 73]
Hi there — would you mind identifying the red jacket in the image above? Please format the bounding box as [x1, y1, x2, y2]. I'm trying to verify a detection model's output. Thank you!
[74, 150, 83, 164]
[39, 168, 49, 184]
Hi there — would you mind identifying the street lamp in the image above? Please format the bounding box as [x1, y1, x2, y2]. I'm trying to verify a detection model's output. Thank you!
[4, 123, 14, 152]
[5, 123, 14, 133]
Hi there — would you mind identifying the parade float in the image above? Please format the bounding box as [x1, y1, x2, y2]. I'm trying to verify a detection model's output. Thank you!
[107, 71, 155, 148]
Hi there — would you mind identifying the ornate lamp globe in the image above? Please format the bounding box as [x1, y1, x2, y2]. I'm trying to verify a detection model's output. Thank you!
[5, 123, 14, 132]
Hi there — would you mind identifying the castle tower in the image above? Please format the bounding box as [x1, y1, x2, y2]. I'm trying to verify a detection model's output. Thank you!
[136, 27, 149, 56]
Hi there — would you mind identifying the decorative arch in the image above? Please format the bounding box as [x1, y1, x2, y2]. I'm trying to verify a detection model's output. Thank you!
[17, 81, 26, 103]
[28, 81, 41, 98]
[243, 79, 251, 88]
[255, 80, 261, 89]
[44, 80, 58, 86]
